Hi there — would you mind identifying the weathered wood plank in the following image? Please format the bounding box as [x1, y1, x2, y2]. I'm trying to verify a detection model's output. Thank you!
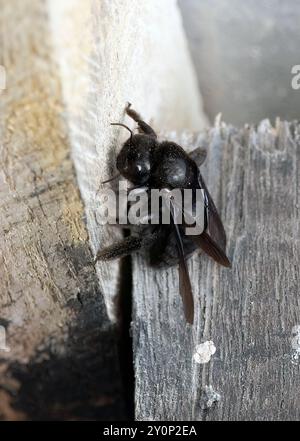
[47, 0, 208, 321]
[0, 0, 124, 420]
[0, 0, 209, 421]
[133, 120, 300, 421]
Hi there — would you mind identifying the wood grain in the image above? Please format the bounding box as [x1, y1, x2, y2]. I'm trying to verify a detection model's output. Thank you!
[133, 120, 300, 421]
[0, 0, 124, 420]
[47, 0, 208, 321]
[1, 0, 299, 422]
[0, 0, 208, 421]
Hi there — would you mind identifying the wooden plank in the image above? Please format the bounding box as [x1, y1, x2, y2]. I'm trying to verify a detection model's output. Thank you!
[0, 0, 208, 421]
[133, 120, 300, 421]
[47, 0, 208, 321]
[2, 0, 298, 423]
[0, 0, 124, 420]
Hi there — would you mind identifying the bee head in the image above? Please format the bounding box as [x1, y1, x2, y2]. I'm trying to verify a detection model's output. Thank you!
[113, 124, 156, 185]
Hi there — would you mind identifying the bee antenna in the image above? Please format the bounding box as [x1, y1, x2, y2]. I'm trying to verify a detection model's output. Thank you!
[110, 123, 133, 141]
[101, 173, 121, 185]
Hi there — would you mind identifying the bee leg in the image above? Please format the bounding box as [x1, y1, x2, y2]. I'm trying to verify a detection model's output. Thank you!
[95, 230, 158, 262]
[125, 102, 157, 138]
[95, 236, 143, 262]
[189, 147, 207, 167]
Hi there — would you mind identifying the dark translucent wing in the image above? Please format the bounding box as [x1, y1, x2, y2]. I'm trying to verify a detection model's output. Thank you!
[178, 254, 194, 324]
[192, 232, 231, 268]
[189, 147, 207, 167]
[185, 172, 231, 267]
[198, 172, 227, 252]
[170, 202, 194, 324]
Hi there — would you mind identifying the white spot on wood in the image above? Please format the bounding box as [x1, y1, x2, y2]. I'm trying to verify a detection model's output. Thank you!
[193, 340, 216, 364]
[291, 325, 300, 363]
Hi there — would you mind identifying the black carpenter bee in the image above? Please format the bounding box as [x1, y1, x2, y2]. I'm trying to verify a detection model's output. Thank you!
[96, 104, 231, 324]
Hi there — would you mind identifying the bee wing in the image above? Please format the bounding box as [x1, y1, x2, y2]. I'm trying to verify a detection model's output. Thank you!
[192, 173, 231, 267]
[178, 249, 194, 324]
[189, 147, 207, 167]
[170, 201, 194, 324]
[192, 231, 231, 268]
[198, 173, 227, 250]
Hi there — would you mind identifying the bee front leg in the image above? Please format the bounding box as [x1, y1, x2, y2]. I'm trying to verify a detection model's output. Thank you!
[95, 230, 158, 262]
[95, 236, 143, 262]
[125, 103, 157, 138]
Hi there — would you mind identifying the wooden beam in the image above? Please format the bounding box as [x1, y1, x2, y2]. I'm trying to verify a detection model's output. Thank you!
[47, 0, 208, 320]
[0, 0, 124, 420]
[133, 120, 300, 421]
